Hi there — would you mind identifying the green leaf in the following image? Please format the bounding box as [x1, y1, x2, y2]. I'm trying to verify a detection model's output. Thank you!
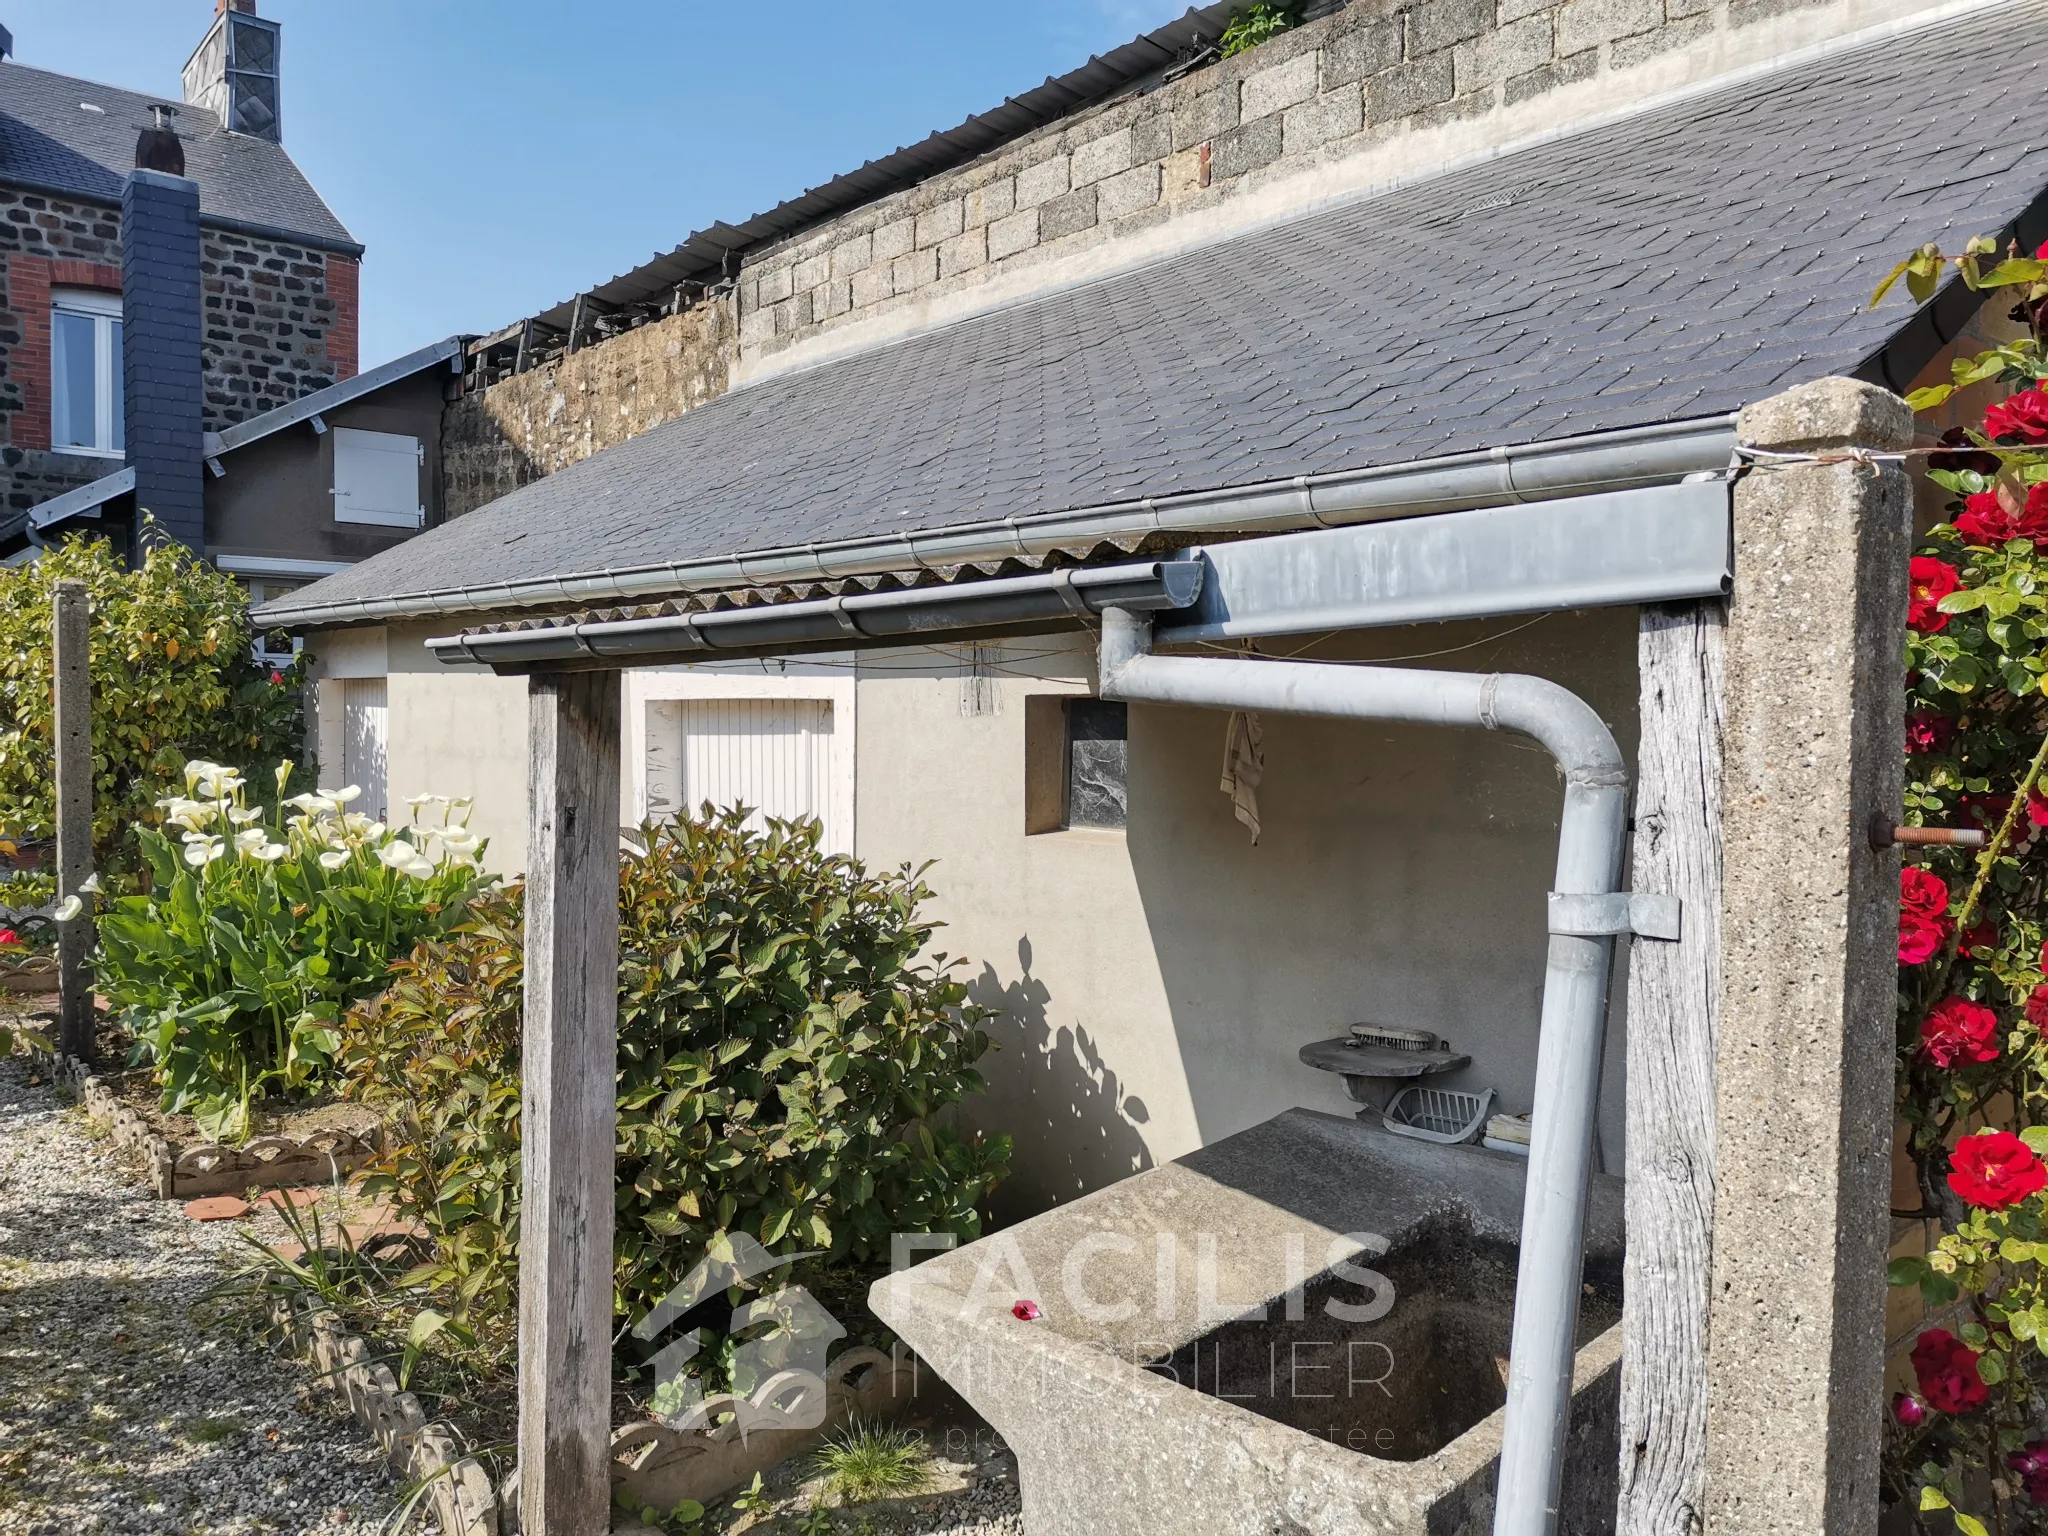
[1923, 1488, 1952, 1513]
[1907, 383, 1958, 412]
[1955, 1514, 1990, 1536]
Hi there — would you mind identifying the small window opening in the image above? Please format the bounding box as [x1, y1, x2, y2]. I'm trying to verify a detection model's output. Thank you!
[1025, 696, 1128, 833]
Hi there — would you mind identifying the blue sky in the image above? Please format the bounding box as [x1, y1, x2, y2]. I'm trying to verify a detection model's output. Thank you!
[6, 1, 1188, 365]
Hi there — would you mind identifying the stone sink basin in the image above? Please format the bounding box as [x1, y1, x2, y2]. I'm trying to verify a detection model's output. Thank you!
[870, 1108, 1625, 1536]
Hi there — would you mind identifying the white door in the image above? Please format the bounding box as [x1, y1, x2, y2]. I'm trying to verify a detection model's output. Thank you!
[341, 677, 390, 823]
[646, 698, 835, 846]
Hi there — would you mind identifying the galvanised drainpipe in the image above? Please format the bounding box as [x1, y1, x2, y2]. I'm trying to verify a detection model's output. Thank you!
[1097, 606, 1631, 1536]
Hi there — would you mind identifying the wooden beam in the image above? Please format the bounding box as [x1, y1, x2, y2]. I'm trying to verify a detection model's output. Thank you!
[519, 670, 621, 1536]
[1617, 599, 1724, 1535]
[515, 317, 535, 375]
[562, 294, 587, 357]
[53, 578, 94, 1063]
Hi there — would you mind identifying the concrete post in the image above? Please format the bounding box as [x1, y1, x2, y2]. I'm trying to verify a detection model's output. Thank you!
[1702, 377, 1912, 1532]
[53, 579, 94, 1063]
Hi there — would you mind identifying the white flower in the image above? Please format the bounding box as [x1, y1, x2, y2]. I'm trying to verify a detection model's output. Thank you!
[317, 850, 348, 871]
[274, 759, 294, 796]
[233, 828, 269, 855]
[321, 785, 362, 805]
[227, 806, 263, 825]
[375, 842, 418, 871]
[405, 793, 448, 809]
[182, 836, 224, 867]
[78, 873, 100, 895]
[284, 792, 333, 816]
[51, 894, 82, 922]
[250, 842, 288, 862]
[437, 827, 480, 852]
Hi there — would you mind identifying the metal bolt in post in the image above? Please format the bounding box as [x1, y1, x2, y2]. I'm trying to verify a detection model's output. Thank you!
[53, 579, 94, 1064]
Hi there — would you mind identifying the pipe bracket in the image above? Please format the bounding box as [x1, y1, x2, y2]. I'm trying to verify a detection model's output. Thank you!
[1547, 890, 1681, 942]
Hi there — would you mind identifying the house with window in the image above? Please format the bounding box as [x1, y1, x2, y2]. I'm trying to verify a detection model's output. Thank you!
[254, 0, 2035, 1527]
[0, 2, 454, 612]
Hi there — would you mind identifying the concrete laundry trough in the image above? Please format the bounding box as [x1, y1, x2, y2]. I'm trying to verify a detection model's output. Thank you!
[871, 1109, 1626, 1536]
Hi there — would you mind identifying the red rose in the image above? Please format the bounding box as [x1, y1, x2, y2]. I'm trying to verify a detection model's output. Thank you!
[1899, 912, 1950, 965]
[1911, 1328, 1990, 1413]
[1948, 1130, 2048, 1209]
[1920, 997, 2000, 1066]
[1901, 866, 1950, 916]
[1905, 712, 1954, 755]
[1958, 920, 1999, 958]
[1929, 426, 2003, 477]
[1956, 491, 2016, 545]
[2028, 987, 2048, 1030]
[1894, 1392, 1928, 1427]
[1909, 557, 1961, 633]
[2031, 787, 2048, 829]
[1960, 792, 2013, 831]
[1985, 388, 2048, 444]
[0, 928, 17, 945]
[269, 670, 284, 685]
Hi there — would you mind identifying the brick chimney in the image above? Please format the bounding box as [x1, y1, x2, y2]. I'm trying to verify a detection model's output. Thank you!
[122, 169, 206, 553]
[181, 0, 281, 141]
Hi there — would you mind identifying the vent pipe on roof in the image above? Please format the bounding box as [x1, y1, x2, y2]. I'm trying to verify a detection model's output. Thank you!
[0, 23, 12, 59]
[135, 105, 185, 177]
[182, 0, 281, 142]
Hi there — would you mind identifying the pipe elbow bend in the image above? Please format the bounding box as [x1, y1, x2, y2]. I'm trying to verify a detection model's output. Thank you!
[1484, 674, 1626, 789]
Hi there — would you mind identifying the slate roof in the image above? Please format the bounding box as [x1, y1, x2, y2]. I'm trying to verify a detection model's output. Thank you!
[0, 60, 357, 252]
[260, 1, 2048, 630]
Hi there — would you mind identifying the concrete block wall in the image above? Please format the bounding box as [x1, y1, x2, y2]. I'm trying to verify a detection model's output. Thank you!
[735, 0, 1943, 368]
[442, 297, 736, 519]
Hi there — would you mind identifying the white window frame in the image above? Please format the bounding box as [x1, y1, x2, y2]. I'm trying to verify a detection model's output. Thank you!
[217, 555, 352, 668]
[50, 288, 123, 458]
[331, 426, 424, 529]
[625, 661, 857, 854]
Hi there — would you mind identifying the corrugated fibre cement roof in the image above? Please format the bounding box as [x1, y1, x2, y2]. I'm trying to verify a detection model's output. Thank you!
[261, 0, 2048, 629]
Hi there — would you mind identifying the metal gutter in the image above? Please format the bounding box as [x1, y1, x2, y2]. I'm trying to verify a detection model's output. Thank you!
[215, 337, 465, 455]
[428, 560, 1205, 672]
[260, 413, 1738, 631]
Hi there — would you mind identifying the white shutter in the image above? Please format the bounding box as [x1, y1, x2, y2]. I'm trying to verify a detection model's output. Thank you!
[650, 699, 834, 846]
[332, 428, 423, 528]
[341, 677, 390, 822]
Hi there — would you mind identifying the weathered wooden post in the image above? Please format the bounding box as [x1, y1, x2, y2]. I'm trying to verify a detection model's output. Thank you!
[1618, 600, 1724, 1533]
[519, 670, 621, 1536]
[53, 578, 94, 1063]
[1702, 377, 1912, 1532]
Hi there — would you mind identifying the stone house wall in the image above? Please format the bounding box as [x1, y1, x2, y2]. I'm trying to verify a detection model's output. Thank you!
[442, 297, 735, 518]
[0, 181, 359, 513]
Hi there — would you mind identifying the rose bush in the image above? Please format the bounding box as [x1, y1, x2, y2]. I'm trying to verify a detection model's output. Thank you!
[1872, 235, 2048, 1531]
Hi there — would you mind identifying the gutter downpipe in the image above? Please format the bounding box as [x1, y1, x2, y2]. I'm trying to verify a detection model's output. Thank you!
[1096, 608, 1628, 1536]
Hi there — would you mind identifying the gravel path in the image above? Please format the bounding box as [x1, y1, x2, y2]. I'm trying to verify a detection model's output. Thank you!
[0, 1055, 405, 1536]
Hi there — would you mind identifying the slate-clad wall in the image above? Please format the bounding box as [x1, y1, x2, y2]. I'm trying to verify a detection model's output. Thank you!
[0, 180, 357, 514]
[122, 170, 205, 552]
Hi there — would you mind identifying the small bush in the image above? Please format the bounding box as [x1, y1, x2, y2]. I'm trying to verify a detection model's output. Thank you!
[340, 808, 1011, 1351]
[1220, 0, 1301, 57]
[0, 532, 303, 881]
[96, 766, 492, 1140]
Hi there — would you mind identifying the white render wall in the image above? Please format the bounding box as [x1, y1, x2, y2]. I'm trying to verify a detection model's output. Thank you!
[302, 607, 1638, 1223]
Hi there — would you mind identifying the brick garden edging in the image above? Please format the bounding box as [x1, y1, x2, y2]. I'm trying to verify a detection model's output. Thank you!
[56, 1054, 383, 1198]
[269, 1291, 498, 1536]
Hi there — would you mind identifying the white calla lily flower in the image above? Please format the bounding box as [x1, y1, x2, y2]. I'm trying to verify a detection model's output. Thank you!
[318, 850, 348, 870]
[251, 842, 288, 862]
[51, 894, 82, 922]
[78, 873, 100, 895]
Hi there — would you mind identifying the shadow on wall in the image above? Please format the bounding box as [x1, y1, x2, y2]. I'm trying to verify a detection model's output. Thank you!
[969, 937, 1155, 1227]
[1122, 609, 1639, 1172]
[440, 398, 543, 521]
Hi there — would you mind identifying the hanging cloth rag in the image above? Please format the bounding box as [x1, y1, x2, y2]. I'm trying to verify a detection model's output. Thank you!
[1220, 709, 1265, 844]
